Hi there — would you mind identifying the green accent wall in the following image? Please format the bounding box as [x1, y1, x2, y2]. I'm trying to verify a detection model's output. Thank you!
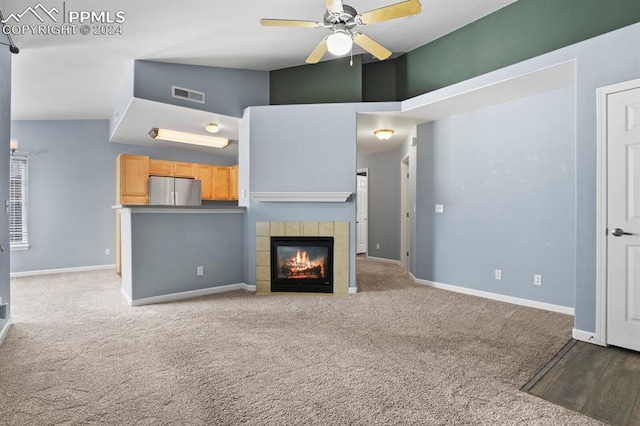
[270, 0, 640, 104]
[398, 0, 640, 99]
[362, 59, 397, 102]
[269, 56, 362, 105]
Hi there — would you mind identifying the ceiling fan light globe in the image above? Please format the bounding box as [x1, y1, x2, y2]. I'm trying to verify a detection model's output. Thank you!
[327, 31, 352, 56]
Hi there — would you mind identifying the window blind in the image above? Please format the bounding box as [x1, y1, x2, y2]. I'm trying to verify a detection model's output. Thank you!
[9, 155, 28, 249]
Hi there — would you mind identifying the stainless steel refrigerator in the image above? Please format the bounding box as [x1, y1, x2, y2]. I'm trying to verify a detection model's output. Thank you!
[149, 176, 202, 206]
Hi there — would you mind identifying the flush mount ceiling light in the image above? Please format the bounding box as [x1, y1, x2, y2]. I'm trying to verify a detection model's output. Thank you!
[149, 128, 229, 149]
[205, 123, 220, 134]
[374, 129, 395, 140]
[327, 27, 353, 56]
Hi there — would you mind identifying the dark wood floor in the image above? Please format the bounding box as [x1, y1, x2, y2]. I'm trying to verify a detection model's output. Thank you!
[524, 340, 640, 426]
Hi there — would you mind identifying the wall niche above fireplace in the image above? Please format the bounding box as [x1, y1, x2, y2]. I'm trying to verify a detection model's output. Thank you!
[271, 237, 334, 293]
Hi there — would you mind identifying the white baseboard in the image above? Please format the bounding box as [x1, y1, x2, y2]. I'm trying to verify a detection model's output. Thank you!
[0, 318, 12, 347]
[365, 256, 402, 266]
[126, 283, 255, 307]
[349, 286, 358, 294]
[10, 264, 115, 278]
[572, 328, 606, 346]
[410, 273, 574, 316]
[120, 288, 133, 305]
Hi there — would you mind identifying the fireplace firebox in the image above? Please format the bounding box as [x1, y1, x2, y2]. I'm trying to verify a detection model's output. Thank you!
[270, 236, 334, 293]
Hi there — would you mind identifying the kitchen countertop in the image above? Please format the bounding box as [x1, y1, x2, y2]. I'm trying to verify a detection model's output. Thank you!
[113, 205, 246, 214]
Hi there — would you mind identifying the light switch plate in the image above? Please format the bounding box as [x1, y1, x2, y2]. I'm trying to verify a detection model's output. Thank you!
[435, 204, 444, 213]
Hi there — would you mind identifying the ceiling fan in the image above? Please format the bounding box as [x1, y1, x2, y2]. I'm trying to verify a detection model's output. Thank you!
[261, 0, 422, 64]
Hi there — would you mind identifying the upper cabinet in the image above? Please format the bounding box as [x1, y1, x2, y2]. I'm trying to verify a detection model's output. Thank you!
[174, 162, 196, 178]
[196, 164, 214, 200]
[149, 159, 173, 176]
[150, 159, 196, 178]
[117, 154, 149, 205]
[213, 166, 230, 200]
[229, 165, 239, 200]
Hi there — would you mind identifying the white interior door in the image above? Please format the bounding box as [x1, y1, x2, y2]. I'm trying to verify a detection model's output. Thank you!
[356, 174, 368, 254]
[607, 86, 640, 352]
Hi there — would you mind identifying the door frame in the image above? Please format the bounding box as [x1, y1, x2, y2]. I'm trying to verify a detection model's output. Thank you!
[356, 168, 369, 256]
[595, 78, 640, 347]
[400, 155, 410, 269]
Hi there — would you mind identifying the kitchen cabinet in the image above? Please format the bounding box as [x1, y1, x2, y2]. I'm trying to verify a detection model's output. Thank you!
[115, 154, 149, 274]
[174, 161, 196, 178]
[117, 154, 149, 205]
[149, 159, 196, 178]
[196, 164, 214, 200]
[149, 159, 173, 176]
[229, 165, 239, 200]
[213, 166, 230, 200]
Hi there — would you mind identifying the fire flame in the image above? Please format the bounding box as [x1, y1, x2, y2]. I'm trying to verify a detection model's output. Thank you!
[286, 249, 325, 278]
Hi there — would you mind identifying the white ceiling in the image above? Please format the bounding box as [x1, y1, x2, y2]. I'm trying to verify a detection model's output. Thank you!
[110, 98, 239, 158]
[1, 0, 515, 121]
[1, 0, 515, 158]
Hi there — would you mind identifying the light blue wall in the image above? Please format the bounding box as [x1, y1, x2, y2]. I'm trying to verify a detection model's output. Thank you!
[414, 86, 576, 308]
[0, 48, 11, 331]
[245, 103, 359, 287]
[130, 212, 244, 300]
[409, 23, 640, 331]
[357, 149, 403, 261]
[10, 120, 236, 273]
[243, 102, 401, 289]
[134, 61, 269, 118]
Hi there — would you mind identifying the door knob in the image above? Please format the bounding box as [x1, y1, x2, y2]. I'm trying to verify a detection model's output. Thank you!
[0, 245, 4, 252]
[611, 228, 633, 237]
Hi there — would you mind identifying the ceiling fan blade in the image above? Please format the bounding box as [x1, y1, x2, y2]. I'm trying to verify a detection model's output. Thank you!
[306, 38, 328, 64]
[325, 0, 344, 14]
[353, 33, 392, 61]
[260, 18, 323, 28]
[358, 0, 421, 25]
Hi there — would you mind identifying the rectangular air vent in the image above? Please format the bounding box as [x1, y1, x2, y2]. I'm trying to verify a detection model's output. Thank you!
[171, 85, 205, 104]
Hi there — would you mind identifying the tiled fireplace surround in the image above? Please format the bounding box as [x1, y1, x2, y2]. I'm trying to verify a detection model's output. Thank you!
[255, 221, 350, 295]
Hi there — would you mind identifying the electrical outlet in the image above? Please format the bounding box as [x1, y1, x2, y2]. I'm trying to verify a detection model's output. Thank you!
[435, 204, 444, 213]
[105, 248, 111, 256]
[534, 274, 542, 286]
[197, 266, 204, 276]
[376, 243, 380, 250]
[495, 269, 502, 280]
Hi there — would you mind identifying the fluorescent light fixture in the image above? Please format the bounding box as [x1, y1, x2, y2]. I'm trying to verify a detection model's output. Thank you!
[374, 129, 395, 140]
[149, 128, 229, 148]
[205, 123, 219, 134]
[327, 30, 352, 55]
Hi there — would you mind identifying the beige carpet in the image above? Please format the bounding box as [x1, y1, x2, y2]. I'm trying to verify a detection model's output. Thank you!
[0, 258, 597, 425]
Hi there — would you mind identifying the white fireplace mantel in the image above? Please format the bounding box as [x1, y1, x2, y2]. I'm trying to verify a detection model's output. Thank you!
[252, 192, 352, 203]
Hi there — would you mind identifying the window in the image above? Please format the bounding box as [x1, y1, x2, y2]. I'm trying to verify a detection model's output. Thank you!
[10, 155, 28, 250]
